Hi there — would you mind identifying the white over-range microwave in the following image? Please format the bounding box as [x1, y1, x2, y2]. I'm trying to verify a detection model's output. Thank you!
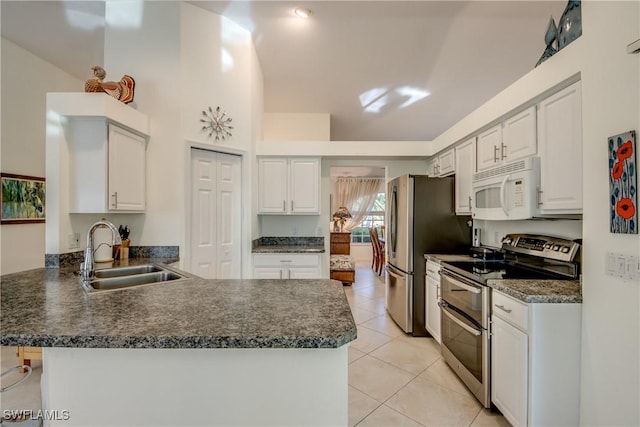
[472, 157, 540, 220]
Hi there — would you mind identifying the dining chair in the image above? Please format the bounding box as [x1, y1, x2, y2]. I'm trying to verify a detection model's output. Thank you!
[368, 227, 380, 274]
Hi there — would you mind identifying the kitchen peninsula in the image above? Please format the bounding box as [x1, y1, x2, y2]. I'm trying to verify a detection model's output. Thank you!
[0, 260, 356, 426]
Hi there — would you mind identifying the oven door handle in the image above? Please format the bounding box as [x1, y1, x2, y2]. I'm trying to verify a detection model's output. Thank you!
[441, 306, 482, 337]
[440, 270, 482, 294]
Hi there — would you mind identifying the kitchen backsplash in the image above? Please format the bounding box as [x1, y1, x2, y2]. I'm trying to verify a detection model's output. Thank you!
[45, 246, 179, 268]
[475, 219, 583, 248]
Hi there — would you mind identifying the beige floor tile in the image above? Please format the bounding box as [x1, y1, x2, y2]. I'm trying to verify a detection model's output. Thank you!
[350, 325, 394, 354]
[470, 408, 512, 427]
[350, 305, 381, 325]
[354, 285, 386, 300]
[359, 313, 405, 338]
[349, 386, 382, 427]
[395, 333, 442, 353]
[348, 345, 366, 364]
[349, 355, 416, 402]
[386, 376, 482, 427]
[419, 358, 475, 399]
[357, 404, 424, 427]
[370, 337, 441, 375]
[353, 297, 386, 316]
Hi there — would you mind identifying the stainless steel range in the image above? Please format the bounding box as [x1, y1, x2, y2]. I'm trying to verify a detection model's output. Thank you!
[439, 234, 581, 408]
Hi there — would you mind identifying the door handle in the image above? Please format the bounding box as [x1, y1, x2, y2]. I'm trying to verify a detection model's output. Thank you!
[112, 192, 118, 208]
[468, 196, 472, 209]
[537, 187, 543, 207]
[501, 143, 507, 160]
[493, 145, 500, 162]
[442, 307, 482, 336]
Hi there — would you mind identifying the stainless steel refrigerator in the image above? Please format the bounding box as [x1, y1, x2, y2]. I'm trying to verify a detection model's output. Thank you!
[386, 175, 471, 336]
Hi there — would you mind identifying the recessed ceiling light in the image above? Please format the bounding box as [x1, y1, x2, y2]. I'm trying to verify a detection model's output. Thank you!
[294, 8, 313, 19]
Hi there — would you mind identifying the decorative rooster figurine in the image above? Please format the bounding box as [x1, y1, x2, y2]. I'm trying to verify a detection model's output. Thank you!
[84, 66, 135, 104]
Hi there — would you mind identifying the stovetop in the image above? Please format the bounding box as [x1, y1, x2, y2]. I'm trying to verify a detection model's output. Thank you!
[442, 233, 581, 284]
[441, 259, 573, 284]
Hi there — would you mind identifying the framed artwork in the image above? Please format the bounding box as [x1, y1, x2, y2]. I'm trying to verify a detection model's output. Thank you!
[609, 131, 637, 234]
[1, 173, 46, 224]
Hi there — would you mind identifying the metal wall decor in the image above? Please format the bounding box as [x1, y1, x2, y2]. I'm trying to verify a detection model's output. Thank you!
[201, 106, 234, 141]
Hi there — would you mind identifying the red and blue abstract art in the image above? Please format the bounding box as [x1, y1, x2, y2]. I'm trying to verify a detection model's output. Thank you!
[609, 130, 637, 234]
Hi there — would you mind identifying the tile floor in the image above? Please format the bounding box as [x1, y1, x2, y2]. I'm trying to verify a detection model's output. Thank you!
[0, 264, 511, 427]
[345, 264, 511, 427]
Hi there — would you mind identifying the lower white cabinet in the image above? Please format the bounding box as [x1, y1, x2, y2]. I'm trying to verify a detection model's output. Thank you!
[490, 290, 581, 427]
[425, 260, 441, 344]
[253, 253, 321, 279]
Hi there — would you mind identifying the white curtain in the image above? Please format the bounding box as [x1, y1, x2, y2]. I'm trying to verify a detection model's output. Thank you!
[333, 177, 384, 231]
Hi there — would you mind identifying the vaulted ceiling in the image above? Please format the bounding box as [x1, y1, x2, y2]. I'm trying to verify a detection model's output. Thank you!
[1, 1, 566, 141]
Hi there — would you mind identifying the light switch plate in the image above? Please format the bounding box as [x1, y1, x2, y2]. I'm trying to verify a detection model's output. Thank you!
[626, 255, 639, 281]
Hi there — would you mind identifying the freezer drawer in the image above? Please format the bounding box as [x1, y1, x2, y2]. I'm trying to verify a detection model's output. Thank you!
[385, 264, 412, 333]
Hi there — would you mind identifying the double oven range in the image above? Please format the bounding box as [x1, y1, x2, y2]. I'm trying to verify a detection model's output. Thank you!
[438, 234, 581, 408]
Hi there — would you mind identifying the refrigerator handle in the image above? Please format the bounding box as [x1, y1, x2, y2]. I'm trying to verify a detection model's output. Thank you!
[390, 185, 398, 256]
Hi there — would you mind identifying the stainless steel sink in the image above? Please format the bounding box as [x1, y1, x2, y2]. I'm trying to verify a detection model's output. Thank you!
[82, 264, 187, 293]
[94, 264, 163, 278]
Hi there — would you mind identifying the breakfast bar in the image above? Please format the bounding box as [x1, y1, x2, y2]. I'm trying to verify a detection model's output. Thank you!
[0, 261, 356, 426]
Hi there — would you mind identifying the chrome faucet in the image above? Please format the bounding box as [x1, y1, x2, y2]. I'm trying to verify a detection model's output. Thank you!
[80, 219, 122, 281]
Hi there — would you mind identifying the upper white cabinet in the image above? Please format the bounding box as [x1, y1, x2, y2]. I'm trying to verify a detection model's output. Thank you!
[258, 157, 320, 215]
[427, 148, 455, 177]
[536, 81, 583, 214]
[477, 106, 537, 171]
[454, 137, 476, 214]
[69, 120, 147, 213]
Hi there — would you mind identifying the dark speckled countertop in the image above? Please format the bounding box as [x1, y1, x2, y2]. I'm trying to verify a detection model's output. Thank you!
[0, 259, 355, 349]
[488, 279, 582, 304]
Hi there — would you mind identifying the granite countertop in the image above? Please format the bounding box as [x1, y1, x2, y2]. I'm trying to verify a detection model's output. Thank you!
[488, 279, 582, 304]
[252, 236, 325, 253]
[0, 259, 355, 350]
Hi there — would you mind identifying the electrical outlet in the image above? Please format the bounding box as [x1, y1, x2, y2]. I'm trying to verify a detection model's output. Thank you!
[68, 232, 80, 249]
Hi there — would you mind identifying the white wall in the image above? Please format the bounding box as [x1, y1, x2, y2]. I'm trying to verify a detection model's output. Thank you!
[579, 2, 639, 424]
[0, 38, 82, 274]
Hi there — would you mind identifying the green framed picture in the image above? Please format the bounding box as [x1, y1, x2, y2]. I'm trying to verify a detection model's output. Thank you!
[1, 173, 46, 224]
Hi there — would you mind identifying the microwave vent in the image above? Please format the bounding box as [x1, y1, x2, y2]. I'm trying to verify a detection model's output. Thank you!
[473, 159, 528, 182]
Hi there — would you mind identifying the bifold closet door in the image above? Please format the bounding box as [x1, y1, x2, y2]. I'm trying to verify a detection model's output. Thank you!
[190, 149, 241, 278]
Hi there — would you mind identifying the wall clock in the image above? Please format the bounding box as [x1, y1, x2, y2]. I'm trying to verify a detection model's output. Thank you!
[201, 106, 233, 141]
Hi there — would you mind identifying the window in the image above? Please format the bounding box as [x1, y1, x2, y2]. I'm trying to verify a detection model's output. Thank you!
[351, 192, 385, 244]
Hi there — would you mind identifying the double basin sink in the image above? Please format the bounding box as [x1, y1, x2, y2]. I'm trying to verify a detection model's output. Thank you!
[81, 264, 187, 293]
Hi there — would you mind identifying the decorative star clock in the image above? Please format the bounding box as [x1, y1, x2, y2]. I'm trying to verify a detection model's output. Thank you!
[201, 106, 233, 141]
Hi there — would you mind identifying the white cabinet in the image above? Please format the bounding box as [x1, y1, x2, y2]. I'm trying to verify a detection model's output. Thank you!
[536, 81, 582, 214]
[253, 253, 321, 279]
[477, 106, 537, 171]
[425, 260, 441, 344]
[454, 137, 476, 214]
[258, 157, 320, 214]
[427, 148, 455, 177]
[491, 302, 528, 427]
[69, 120, 147, 213]
[490, 290, 581, 427]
